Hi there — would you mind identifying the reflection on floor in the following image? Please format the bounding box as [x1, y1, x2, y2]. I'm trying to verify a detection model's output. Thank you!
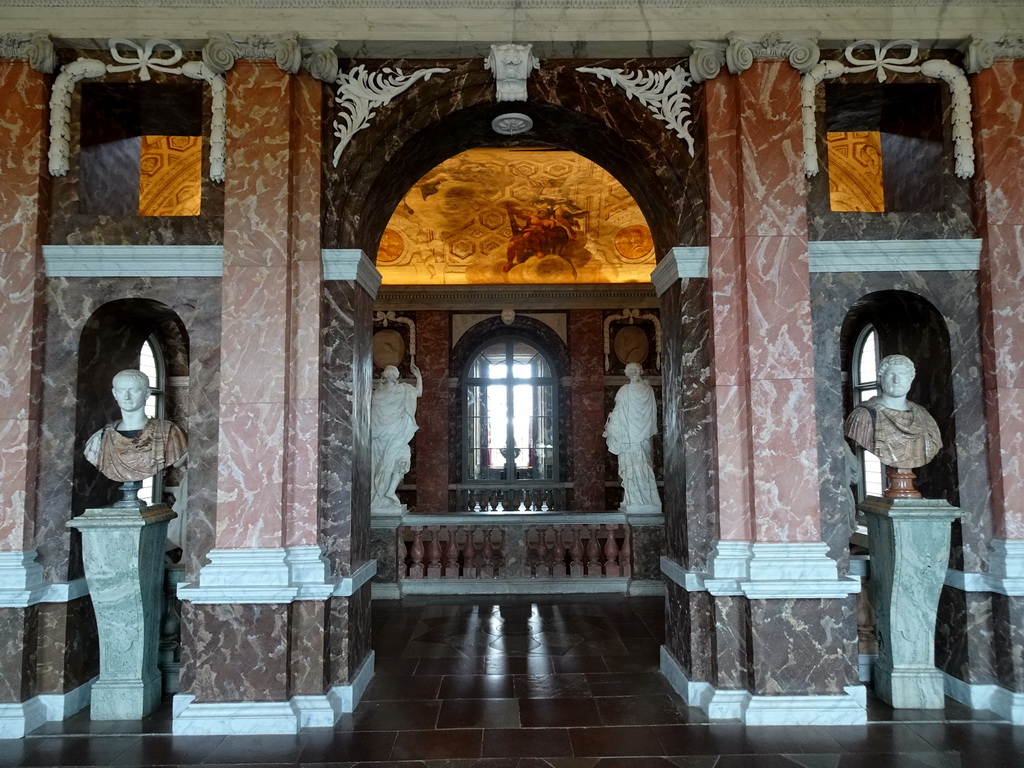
[3, 596, 1022, 767]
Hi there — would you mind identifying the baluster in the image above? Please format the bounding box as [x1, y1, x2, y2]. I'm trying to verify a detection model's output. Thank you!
[480, 528, 495, 577]
[569, 526, 585, 577]
[426, 526, 442, 579]
[462, 527, 478, 579]
[540, 492, 550, 512]
[552, 526, 567, 578]
[534, 527, 550, 578]
[444, 526, 460, 578]
[585, 525, 602, 577]
[603, 524, 621, 577]
[620, 525, 632, 578]
[518, 490, 527, 512]
[408, 527, 425, 579]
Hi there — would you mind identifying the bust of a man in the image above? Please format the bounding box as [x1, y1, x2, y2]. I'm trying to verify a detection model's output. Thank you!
[84, 369, 187, 482]
[844, 354, 941, 469]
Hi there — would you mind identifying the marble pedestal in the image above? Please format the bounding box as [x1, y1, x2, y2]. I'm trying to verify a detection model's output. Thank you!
[67, 504, 176, 720]
[859, 497, 961, 709]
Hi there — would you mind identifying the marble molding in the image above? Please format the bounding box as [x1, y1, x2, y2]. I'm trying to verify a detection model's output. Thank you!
[67, 504, 175, 719]
[861, 496, 962, 709]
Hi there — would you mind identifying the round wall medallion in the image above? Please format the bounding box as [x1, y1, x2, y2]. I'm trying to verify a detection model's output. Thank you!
[492, 113, 534, 136]
[373, 329, 406, 368]
[376, 227, 406, 264]
[613, 325, 650, 365]
[614, 225, 654, 260]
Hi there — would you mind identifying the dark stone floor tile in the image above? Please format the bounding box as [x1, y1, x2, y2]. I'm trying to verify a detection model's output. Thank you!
[373, 657, 421, 676]
[390, 728, 483, 760]
[440, 674, 517, 699]
[907, 721, 1024, 754]
[550, 656, 608, 674]
[586, 672, 672, 697]
[713, 756, 826, 768]
[297, 730, 398, 763]
[203, 733, 305, 763]
[514, 673, 590, 699]
[484, 656, 554, 675]
[482, 727, 573, 758]
[351, 700, 442, 731]
[654, 724, 754, 755]
[595, 695, 689, 726]
[16, 735, 144, 766]
[835, 754, 961, 768]
[107, 734, 227, 765]
[738, 726, 848, 754]
[437, 699, 521, 729]
[415, 657, 490, 676]
[819, 724, 940, 754]
[568, 725, 666, 757]
[363, 673, 443, 701]
[519, 698, 602, 728]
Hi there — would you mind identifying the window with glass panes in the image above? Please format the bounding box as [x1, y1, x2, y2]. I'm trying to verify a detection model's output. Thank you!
[138, 335, 166, 504]
[852, 325, 884, 498]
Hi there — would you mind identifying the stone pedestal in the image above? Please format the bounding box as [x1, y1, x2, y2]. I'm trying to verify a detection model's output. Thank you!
[67, 504, 176, 720]
[860, 497, 961, 709]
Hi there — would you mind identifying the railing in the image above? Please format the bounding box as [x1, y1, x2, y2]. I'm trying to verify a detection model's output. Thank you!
[453, 484, 568, 513]
[398, 523, 631, 580]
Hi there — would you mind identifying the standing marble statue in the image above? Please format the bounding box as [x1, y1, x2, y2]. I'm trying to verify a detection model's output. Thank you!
[371, 363, 422, 513]
[84, 369, 187, 484]
[844, 355, 941, 469]
[604, 362, 660, 512]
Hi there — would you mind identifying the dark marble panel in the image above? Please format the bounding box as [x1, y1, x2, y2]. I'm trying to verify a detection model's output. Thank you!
[748, 596, 858, 695]
[320, 282, 372, 576]
[570, 309, 606, 513]
[323, 58, 705, 256]
[663, 579, 690, 672]
[810, 271, 992, 572]
[179, 602, 289, 702]
[35, 278, 221, 584]
[327, 585, 373, 686]
[992, 594, 1024, 693]
[413, 310, 450, 513]
[0, 606, 37, 701]
[288, 601, 328, 697]
[807, 69, 974, 242]
[369, 526, 399, 585]
[629, 525, 665, 581]
[35, 596, 99, 695]
[713, 595, 750, 690]
[48, 63, 223, 246]
[937, 585, 997, 686]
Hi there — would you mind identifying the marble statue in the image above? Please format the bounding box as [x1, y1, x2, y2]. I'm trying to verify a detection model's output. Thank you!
[371, 363, 422, 512]
[604, 362, 661, 511]
[84, 369, 187, 483]
[844, 354, 941, 470]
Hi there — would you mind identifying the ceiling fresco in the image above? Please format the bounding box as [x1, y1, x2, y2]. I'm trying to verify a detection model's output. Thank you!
[376, 148, 656, 285]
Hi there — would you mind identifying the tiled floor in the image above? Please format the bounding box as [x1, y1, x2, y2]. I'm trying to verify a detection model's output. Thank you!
[3, 595, 1023, 767]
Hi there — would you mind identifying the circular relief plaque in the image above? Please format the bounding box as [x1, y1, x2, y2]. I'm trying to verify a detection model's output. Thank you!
[372, 329, 406, 369]
[613, 325, 650, 365]
[614, 225, 654, 261]
[377, 227, 405, 264]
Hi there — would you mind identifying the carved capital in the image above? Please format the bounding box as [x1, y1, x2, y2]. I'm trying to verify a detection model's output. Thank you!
[963, 34, 1024, 74]
[0, 31, 56, 73]
[203, 32, 302, 75]
[688, 41, 726, 83]
[726, 32, 820, 75]
[303, 41, 339, 83]
[485, 43, 540, 102]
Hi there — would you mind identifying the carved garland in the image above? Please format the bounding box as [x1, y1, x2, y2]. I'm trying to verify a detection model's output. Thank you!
[604, 308, 662, 373]
[801, 39, 975, 179]
[576, 65, 695, 156]
[48, 39, 227, 182]
[332, 64, 450, 166]
[373, 310, 417, 360]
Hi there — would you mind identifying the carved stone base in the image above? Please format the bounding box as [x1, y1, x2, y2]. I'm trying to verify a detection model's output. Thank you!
[883, 467, 921, 499]
[874, 665, 946, 709]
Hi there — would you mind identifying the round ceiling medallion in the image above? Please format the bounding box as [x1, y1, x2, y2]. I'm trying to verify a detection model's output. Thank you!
[492, 113, 534, 136]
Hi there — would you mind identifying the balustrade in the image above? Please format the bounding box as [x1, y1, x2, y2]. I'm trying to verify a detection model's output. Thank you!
[398, 523, 631, 580]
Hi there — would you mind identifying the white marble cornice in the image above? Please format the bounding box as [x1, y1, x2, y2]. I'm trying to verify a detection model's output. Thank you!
[0, 31, 55, 71]
[964, 34, 1024, 73]
[725, 32, 820, 74]
[202, 31, 301, 74]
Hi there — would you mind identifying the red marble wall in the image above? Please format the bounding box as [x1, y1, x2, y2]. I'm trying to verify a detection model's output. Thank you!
[569, 309, 606, 512]
[414, 310, 450, 513]
[0, 60, 47, 553]
[216, 61, 293, 549]
[974, 60, 1024, 541]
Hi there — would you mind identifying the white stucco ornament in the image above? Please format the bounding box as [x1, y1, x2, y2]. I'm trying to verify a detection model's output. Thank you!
[576, 64, 695, 156]
[332, 64, 450, 166]
[492, 112, 534, 135]
[485, 43, 540, 102]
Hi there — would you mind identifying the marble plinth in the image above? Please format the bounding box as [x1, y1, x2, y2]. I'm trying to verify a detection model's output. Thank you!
[67, 504, 176, 720]
[860, 496, 961, 709]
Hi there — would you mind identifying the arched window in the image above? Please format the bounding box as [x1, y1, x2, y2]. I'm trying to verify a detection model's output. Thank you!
[463, 337, 557, 497]
[138, 335, 166, 504]
[852, 325, 884, 498]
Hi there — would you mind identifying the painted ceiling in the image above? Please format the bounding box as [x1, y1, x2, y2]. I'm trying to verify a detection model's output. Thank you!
[376, 148, 656, 285]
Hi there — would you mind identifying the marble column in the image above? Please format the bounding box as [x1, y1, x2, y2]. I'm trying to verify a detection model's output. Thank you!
[968, 55, 1024, 718]
[414, 310, 450, 514]
[569, 309, 606, 512]
[0, 56, 51, 738]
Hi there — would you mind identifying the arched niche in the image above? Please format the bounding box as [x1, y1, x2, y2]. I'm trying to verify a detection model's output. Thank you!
[839, 289, 957, 503]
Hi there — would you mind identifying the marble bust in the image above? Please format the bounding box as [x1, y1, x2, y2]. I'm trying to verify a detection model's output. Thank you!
[604, 362, 661, 512]
[844, 354, 941, 470]
[84, 369, 188, 483]
[371, 363, 422, 512]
